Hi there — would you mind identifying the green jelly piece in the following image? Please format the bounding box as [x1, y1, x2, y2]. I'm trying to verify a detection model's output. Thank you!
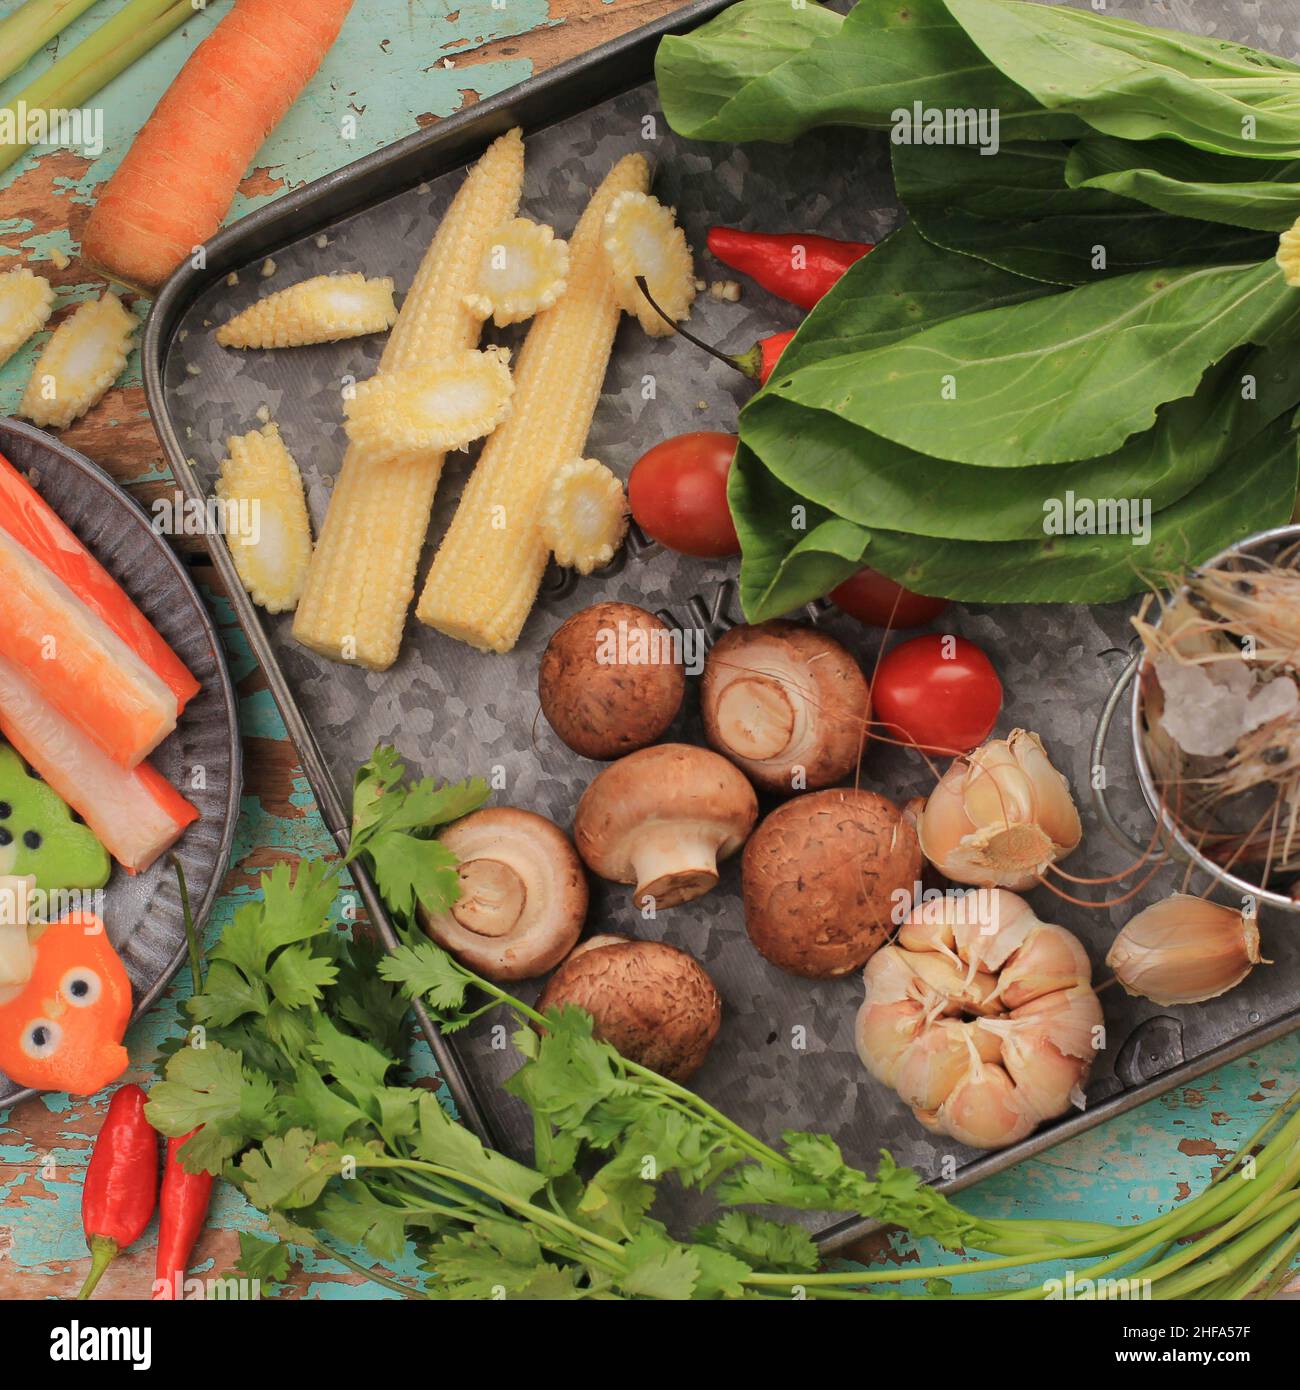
[0, 743, 110, 892]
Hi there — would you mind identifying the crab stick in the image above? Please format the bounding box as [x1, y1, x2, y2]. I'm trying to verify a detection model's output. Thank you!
[0, 654, 197, 874]
[0, 528, 178, 768]
[0, 452, 200, 712]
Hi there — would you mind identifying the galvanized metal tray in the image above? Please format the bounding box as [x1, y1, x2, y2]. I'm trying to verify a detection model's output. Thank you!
[142, 0, 1300, 1249]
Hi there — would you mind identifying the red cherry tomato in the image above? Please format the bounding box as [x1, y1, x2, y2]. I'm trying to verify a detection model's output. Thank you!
[871, 634, 1002, 754]
[628, 431, 741, 558]
[830, 567, 949, 629]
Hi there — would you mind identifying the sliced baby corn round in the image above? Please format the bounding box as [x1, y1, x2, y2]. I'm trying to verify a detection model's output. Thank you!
[0, 267, 55, 370]
[464, 218, 570, 327]
[343, 347, 514, 463]
[19, 292, 135, 430]
[215, 422, 314, 615]
[216, 272, 397, 349]
[602, 191, 696, 337]
[1278, 217, 1300, 287]
[539, 457, 629, 575]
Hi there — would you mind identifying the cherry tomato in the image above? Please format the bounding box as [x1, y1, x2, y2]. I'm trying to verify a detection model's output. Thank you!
[830, 567, 949, 629]
[871, 634, 1001, 754]
[628, 431, 741, 558]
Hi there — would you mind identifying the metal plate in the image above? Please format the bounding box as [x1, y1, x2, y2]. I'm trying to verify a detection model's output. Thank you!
[0, 417, 242, 1109]
[143, 0, 1300, 1247]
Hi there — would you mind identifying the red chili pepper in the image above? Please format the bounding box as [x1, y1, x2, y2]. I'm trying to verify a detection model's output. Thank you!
[707, 228, 874, 309]
[734, 328, 797, 384]
[153, 1128, 215, 1300]
[77, 1083, 158, 1300]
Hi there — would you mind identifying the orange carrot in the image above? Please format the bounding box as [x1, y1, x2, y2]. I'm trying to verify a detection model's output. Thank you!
[81, 0, 355, 292]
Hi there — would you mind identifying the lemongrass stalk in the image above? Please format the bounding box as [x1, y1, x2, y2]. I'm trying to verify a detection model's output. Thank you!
[0, 0, 102, 85]
[1244, 1226, 1300, 1300]
[0, 0, 196, 178]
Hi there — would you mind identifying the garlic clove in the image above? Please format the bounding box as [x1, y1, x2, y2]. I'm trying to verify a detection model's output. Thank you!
[892, 1018, 974, 1111]
[861, 944, 926, 1006]
[905, 950, 999, 1015]
[962, 739, 1037, 828]
[1105, 893, 1266, 1006]
[937, 1051, 1038, 1150]
[1010, 984, 1105, 1060]
[995, 923, 1093, 1009]
[1008, 729, 1083, 855]
[854, 998, 925, 1084]
[981, 1023, 1088, 1122]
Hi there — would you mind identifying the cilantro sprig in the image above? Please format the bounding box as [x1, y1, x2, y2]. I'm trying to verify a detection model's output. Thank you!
[145, 747, 1300, 1300]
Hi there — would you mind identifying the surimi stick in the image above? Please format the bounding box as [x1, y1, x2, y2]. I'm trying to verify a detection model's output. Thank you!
[0, 655, 197, 874]
[0, 529, 178, 768]
[0, 451, 200, 711]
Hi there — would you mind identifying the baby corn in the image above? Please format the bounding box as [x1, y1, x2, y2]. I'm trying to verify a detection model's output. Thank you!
[540, 458, 628, 574]
[603, 191, 696, 336]
[215, 423, 313, 615]
[293, 128, 525, 670]
[0, 267, 54, 369]
[20, 292, 135, 429]
[215, 272, 398, 349]
[417, 153, 650, 653]
[343, 347, 514, 462]
[465, 218, 569, 327]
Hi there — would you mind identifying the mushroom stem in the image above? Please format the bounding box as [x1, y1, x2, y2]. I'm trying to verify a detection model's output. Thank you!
[713, 675, 796, 760]
[631, 822, 724, 910]
[451, 858, 526, 938]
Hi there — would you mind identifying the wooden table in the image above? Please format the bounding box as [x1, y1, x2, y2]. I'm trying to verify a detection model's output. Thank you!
[0, 0, 1297, 1300]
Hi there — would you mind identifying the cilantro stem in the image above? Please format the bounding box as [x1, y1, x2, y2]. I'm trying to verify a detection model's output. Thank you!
[290, 1227, 427, 1299]
[171, 854, 204, 996]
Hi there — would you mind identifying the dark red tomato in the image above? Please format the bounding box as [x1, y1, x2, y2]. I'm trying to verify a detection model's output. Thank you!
[830, 568, 949, 629]
[871, 634, 1002, 754]
[628, 432, 741, 559]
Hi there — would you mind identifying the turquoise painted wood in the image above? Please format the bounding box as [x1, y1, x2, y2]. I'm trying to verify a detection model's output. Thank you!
[0, 0, 1296, 1299]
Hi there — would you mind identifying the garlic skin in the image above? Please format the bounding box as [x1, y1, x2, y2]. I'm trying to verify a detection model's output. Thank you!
[918, 730, 1082, 890]
[856, 889, 1102, 1150]
[1106, 894, 1266, 1006]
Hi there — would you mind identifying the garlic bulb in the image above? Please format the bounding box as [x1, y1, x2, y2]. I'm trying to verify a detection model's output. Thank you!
[918, 729, 1082, 890]
[1105, 894, 1266, 1006]
[855, 889, 1102, 1150]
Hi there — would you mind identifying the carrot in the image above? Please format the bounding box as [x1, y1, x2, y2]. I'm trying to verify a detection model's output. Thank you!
[81, 0, 355, 292]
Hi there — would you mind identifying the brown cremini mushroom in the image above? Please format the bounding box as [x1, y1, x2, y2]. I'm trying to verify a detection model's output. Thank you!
[742, 788, 922, 978]
[535, 937, 721, 1081]
[538, 602, 685, 760]
[574, 743, 758, 910]
[701, 621, 870, 794]
[420, 808, 587, 981]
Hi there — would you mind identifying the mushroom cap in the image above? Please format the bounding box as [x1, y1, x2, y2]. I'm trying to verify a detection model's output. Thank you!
[420, 807, 587, 981]
[539, 602, 685, 760]
[702, 621, 869, 794]
[742, 788, 922, 978]
[535, 938, 721, 1082]
[573, 743, 758, 909]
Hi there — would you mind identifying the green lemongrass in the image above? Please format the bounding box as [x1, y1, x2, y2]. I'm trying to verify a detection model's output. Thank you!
[0, 0, 198, 178]
[1243, 1226, 1300, 1300]
[1197, 1221, 1300, 1301]
[0, 0, 102, 85]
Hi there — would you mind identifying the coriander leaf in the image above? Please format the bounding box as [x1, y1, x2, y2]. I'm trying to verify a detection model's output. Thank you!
[504, 1006, 629, 1133]
[214, 861, 338, 979]
[145, 1043, 277, 1163]
[366, 832, 460, 920]
[279, 1062, 373, 1145]
[316, 1185, 441, 1263]
[332, 941, 412, 1055]
[308, 1014, 396, 1111]
[577, 1159, 656, 1239]
[618, 1231, 699, 1300]
[414, 1092, 545, 1206]
[506, 1265, 584, 1300]
[238, 1130, 343, 1210]
[691, 1244, 753, 1300]
[423, 1217, 550, 1299]
[233, 1232, 290, 1289]
[187, 959, 268, 1027]
[265, 1002, 317, 1058]
[352, 746, 488, 848]
[696, 1211, 820, 1275]
[266, 944, 338, 1010]
[377, 940, 471, 1012]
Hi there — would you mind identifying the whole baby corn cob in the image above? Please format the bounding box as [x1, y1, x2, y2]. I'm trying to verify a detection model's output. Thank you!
[292, 128, 525, 670]
[0, 267, 55, 369]
[215, 423, 313, 614]
[216, 272, 397, 349]
[417, 153, 650, 653]
[20, 293, 135, 429]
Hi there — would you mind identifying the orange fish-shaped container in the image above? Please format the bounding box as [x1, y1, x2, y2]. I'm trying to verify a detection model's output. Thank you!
[0, 912, 131, 1094]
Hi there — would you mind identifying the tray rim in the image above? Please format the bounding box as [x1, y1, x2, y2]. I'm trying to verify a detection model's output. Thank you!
[0, 415, 243, 1111]
[140, 0, 1300, 1254]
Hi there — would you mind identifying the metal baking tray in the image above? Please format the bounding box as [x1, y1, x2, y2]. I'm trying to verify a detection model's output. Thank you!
[142, 0, 1300, 1251]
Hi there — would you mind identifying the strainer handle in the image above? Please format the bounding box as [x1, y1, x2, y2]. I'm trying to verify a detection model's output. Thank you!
[1089, 654, 1149, 857]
